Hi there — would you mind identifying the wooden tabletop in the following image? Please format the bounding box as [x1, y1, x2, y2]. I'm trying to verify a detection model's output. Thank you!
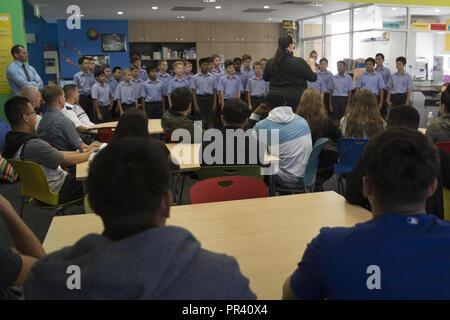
[87, 119, 164, 135]
[43, 191, 371, 299]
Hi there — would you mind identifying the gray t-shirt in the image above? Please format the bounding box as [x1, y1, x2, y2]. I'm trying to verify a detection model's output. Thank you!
[37, 108, 83, 151]
[14, 139, 67, 192]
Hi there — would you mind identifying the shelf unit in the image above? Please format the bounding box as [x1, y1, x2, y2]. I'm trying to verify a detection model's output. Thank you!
[130, 42, 197, 74]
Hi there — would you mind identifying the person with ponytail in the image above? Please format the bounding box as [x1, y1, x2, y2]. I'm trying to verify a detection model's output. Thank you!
[263, 35, 317, 111]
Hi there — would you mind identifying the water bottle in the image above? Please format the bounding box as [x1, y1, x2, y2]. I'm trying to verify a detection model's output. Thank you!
[426, 111, 433, 127]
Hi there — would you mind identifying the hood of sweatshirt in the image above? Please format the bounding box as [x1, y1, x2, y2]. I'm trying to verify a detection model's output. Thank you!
[266, 106, 296, 124]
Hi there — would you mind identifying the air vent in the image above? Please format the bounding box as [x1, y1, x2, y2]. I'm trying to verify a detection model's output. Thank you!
[279, 1, 312, 5]
[243, 8, 277, 13]
[171, 6, 206, 12]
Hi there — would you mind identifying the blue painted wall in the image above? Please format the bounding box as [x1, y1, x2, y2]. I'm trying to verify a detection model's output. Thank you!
[23, 0, 58, 85]
[57, 19, 129, 79]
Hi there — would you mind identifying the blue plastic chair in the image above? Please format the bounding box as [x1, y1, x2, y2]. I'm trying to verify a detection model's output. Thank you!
[276, 137, 330, 194]
[334, 138, 368, 193]
[0, 119, 11, 151]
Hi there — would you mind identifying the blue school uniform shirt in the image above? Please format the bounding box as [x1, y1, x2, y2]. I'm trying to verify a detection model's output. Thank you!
[191, 72, 217, 95]
[157, 72, 173, 96]
[167, 77, 190, 95]
[290, 213, 450, 300]
[307, 78, 327, 93]
[91, 82, 111, 106]
[141, 79, 163, 102]
[131, 78, 144, 102]
[331, 73, 353, 97]
[374, 66, 392, 88]
[317, 70, 333, 93]
[114, 81, 136, 104]
[6, 60, 44, 95]
[356, 72, 385, 96]
[234, 70, 248, 89]
[73, 71, 96, 96]
[107, 78, 121, 97]
[243, 68, 255, 86]
[138, 68, 149, 82]
[246, 77, 269, 97]
[388, 72, 413, 94]
[217, 74, 244, 100]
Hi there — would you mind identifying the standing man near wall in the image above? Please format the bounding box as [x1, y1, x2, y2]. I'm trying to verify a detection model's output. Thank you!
[6, 45, 43, 95]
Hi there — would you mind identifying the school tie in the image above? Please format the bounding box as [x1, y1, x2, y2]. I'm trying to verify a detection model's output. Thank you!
[22, 64, 31, 82]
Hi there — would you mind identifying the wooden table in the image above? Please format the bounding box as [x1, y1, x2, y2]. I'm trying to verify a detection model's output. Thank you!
[43, 191, 370, 299]
[87, 119, 164, 135]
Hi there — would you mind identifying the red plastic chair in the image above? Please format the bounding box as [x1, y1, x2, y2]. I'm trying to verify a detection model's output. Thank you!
[436, 141, 450, 154]
[97, 127, 114, 143]
[190, 176, 268, 204]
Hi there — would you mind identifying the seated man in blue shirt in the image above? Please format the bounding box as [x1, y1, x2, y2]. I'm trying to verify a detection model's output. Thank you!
[25, 137, 256, 300]
[283, 126, 450, 300]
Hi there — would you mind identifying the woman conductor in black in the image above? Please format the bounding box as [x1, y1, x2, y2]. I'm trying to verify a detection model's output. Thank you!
[263, 35, 317, 111]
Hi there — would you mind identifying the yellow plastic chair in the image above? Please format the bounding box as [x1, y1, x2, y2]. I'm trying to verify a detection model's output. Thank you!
[9, 160, 82, 217]
[444, 188, 450, 221]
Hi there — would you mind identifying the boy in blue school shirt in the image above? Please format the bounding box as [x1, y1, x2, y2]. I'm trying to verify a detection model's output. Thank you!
[157, 60, 172, 109]
[184, 61, 193, 87]
[356, 57, 385, 110]
[167, 61, 190, 107]
[130, 66, 145, 110]
[217, 59, 244, 111]
[91, 66, 112, 123]
[317, 58, 333, 113]
[73, 56, 96, 118]
[375, 53, 392, 118]
[141, 67, 164, 119]
[387, 56, 413, 109]
[330, 60, 353, 122]
[131, 55, 149, 82]
[242, 54, 255, 86]
[283, 126, 450, 300]
[107, 66, 122, 119]
[114, 69, 136, 114]
[246, 61, 269, 112]
[233, 57, 247, 96]
[191, 57, 217, 129]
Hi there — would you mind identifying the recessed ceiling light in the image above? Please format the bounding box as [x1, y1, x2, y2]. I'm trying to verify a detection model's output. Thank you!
[435, 9, 440, 13]
[267, 17, 272, 21]
[392, 7, 397, 10]
[215, 5, 222, 9]
[117, 11, 124, 15]
[264, 5, 270, 9]
[177, 15, 185, 19]
[204, 0, 216, 2]
[312, 3, 323, 7]
[152, 6, 158, 10]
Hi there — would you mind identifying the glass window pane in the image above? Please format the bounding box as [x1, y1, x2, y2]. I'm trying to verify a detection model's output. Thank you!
[325, 10, 350, 35]
[303, 16, 323, 38]
[303, 39, 323, 61]
[354, 5, 407, 31]
[353, 31, 406, 70]
[325, 34, 350, 74]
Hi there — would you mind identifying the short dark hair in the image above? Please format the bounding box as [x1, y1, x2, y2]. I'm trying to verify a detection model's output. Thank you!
[42, 85, 64, 105]
[224, 59, 234, 69]
[365, 57, 376, 65]
[242, 54, 252, 61]
[396, 56, 407, 65]
[211, 54, 220, 61]
[63, 84, 78, 98]
[319, 57, 328, 64]
[375, 53, 385, 60]
[233, 57, 243, 64]
[253, 62, 263, 70]
[112, 66, 122, 73]
[11, 45, 24, 57]
[206, 57, 213, 64]
[170, 87, 192, 112]
[309, 50, 318, 58]
[111, 108, 149, 143]
[94, 66, 105, 78]
[147, 66, 157, 73]
[362, 127, 440, 210]
[199, 57, 209, 65]
[387, 105, 420, 129]
[78, 56, 90, 65]
[87, 137, 170, 226]
[337, 60, 346, 67]
[265, 91, 286, 110]
[222, 99, 248, 125]
[4, 96, 31, 127]
[441, 85, 450, 113]
[131, 55, 141, 63]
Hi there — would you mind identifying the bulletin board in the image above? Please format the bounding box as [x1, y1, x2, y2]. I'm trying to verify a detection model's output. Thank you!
[0, 13, 13, 94]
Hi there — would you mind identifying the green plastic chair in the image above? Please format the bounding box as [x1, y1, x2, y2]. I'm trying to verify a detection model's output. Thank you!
[84, 194, 93, 214]
[198, 165, 263, 180]
[9, 160, 82, 217]
[444, 188, 450, 221]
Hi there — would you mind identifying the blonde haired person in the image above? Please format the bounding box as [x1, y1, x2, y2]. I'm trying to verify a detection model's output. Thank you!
[340, 89, 386, 139]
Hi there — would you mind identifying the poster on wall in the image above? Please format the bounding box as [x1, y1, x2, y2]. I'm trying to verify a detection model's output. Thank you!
[0, 13, 14, 94]
[101, 33, 127, 52]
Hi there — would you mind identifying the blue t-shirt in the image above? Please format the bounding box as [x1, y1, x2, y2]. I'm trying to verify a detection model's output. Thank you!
[290, 213, 450, 300]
